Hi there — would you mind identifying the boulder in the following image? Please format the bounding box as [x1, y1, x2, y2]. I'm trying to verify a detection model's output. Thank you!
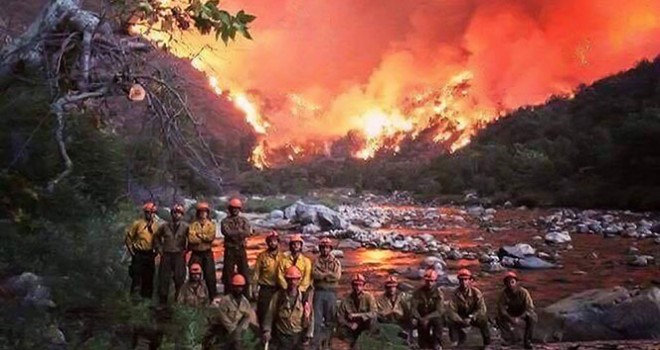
[337, 239, 362, 250]
[330, 250, 344, 259]
[302, 224, 322, 235]
[545, 231, 572, 244]
[499, 243, 536, 259]
[517, 256, 556, 270]
[269, 209, 284, 220]
[481, 262, 505, 273]
[284, 201, 349, 230]
[536, 287, 660, 342]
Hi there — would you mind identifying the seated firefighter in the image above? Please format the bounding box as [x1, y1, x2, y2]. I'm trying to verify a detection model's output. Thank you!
[337, 274, 377, 349]
[203, 274, 252, 350]
[496, 271, 536, 349]
[262, 266, 313, 350]
[376, 275, 406, 325]
[410, 269, 444, 350]
[446, 269, 491, 348]
[177, 263, 209, 307]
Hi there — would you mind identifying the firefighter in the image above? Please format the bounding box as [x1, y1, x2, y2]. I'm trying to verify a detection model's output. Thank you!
[252, 231, 283, 331]
[177, 263, 209, 307]
[376, 276, 406, 325]
[262, 266, 313, 350]
[446, 269, 491, 348]
[204, 274, 253, 350]
[220, 198, 252, 297]
[153, 203, 188, 304]
[496, 271, 536, 349]
[125, 202, 160, 299]
[336, 274, 377, 350]
[276, 234, 312, 293]
[312, 237, 342, 349]
[188, 202, 217, 300]
[410, 269, 444, 350]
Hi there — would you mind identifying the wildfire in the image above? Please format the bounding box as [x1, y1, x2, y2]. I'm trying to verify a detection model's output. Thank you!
[354, 109, 414, 159]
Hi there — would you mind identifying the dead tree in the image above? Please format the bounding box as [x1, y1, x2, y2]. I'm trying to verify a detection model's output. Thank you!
[0, 0, 226, 192]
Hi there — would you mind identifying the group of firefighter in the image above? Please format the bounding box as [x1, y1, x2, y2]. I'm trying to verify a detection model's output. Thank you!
[125, 199, 536, 350]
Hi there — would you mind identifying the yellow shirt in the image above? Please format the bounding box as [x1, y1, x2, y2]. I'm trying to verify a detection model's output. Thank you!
[253, 249, 283, 287]
[213, 294, 252, 333]
[264, 289, 313, 336]
[276, 252, 313, 292]
[125, 219, 159, 252]
[188, 219, 216, 251]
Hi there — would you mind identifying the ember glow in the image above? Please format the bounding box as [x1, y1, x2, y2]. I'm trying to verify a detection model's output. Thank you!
[137, 0, 660, 168]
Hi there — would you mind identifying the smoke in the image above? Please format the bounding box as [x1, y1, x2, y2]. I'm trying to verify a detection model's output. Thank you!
[170, 0, 660, 148]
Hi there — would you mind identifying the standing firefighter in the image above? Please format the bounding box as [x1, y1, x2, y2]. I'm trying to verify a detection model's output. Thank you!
[410, 269, 444, 350]
[446, 269, 491, 348]
[312, 237, 342, 349]
[188, 202, 217, 300]
[276, 234, 313, 293]
[153, 203, 188, 304]
[262, 266, 313, 350]
[204, 274, 253, 350]
[177, 263, 209, 307]
[376, 276, 406, 325]
[337, 274, 377, 350]
[252, 231, 283, 331]
[496, 271, 536, 349]
[125, 202, 159, 299]
[221, 198, 252, 297]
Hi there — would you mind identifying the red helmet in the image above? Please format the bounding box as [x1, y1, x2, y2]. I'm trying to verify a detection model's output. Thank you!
[457, 269, 473, 279]
[503, 271, 518, 281]
[424, 269, 439, 281]
[231, 274, 247, 286]
[385, 275, 399, 287]
[228, 198, 243, 208]
[171, 204, 185, 214]
[319, 237, 332, 247]
[289, 234, 304, 244]
[190, 263, 202, 274]
[196, 202, 210, 212]
[351, 274, 366, 285]
[266, 231, 280, 242]
[285, 266, 302, 279]
[143, 202, 157, 212]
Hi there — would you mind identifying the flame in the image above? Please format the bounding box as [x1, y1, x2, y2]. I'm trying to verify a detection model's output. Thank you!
[133, 0, 660, 169]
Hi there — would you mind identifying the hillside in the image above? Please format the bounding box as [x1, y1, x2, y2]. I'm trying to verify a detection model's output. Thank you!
[242, 58, 660, 210]
[424, 57, 660, 209]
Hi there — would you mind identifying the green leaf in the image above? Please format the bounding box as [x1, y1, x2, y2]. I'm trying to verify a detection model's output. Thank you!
[228, 26, 236, 40]
[218, 11, 231, 26]
[236, 11, 256, 24]
[221, 30, 230, 45]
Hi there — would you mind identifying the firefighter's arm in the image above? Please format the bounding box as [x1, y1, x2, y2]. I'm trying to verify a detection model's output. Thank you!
[473, 290, 488, 319]
[276, 260, 288, 290]
[239, 218, 252, 239]
[410, 293, 422, 320]
[355, 294, 378, 321]
[336, 301, 351, 328]
[497, 292, 513, 320]
[423, 290, 445, 321]
[252, 254, 263, 288]
[188, 223, 201, 244]
[305, 299, 314, 339]
[326, 259, 341, 283]
[299, 259, 312, 291]
[524, 289, 535, 313]
[215, 300, 237, 333]
[200, 222, 216, 243]
[153, 226, 164, 254]
[446, 297, 464, 323]
[124, 222, 138, 255]
[312, 260, 326, 281]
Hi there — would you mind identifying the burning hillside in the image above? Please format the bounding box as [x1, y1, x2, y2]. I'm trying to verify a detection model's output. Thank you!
[136, 0, 660, 169]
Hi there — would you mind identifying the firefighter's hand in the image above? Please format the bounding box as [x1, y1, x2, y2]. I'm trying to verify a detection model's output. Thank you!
[411, 319, 418, 327]
[261, 331, 271, 343]
[350, 322, 359, 330]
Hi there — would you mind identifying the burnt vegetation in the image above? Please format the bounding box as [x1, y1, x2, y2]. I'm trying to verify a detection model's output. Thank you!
[243, 58, 660, 210]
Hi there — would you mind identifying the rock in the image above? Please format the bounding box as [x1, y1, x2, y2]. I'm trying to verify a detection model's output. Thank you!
[302, 224, 321, 235]
[330, 250, 344, 259]
[628, 255, 653, 267]
[536, 287, 660, 342]
[337, 239, 362, 250]
[5, 272, 56, 308]
[501, 256, 518, 267]
[499, 243, 536, 259]
[573, 270, 587, 275]
[482, 261, 505, 273]
[447, 249, 463, 260]
[627, 246, 640, 255]
[269, 209, 284, 220]
[438, 274, 459, 286]
[655, 238, 660, 245]
[545, 231, 572, 244]
[467, 205, 485, 216]
[537, 252, 552, 259]
[421, 256, 446, 269]
[284, 201, 349, 230]
[503, 201, 513, 208]
[480, 253, 499, 263]
[511, 256, 556, 270]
